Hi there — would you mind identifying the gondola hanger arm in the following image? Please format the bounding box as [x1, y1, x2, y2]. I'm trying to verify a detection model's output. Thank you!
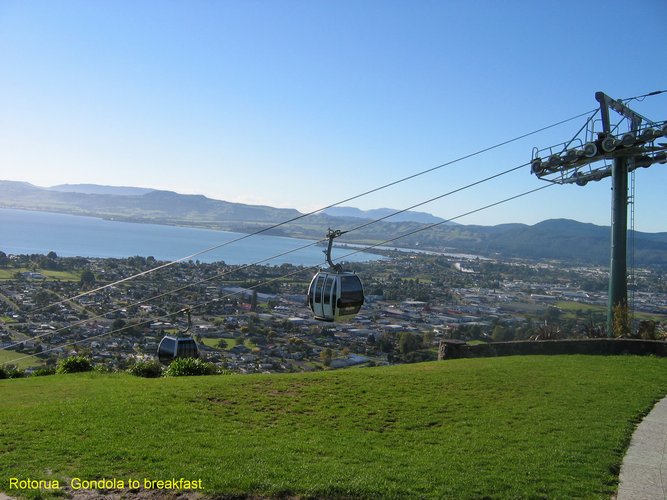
[324, 228, 347, 272]
[176, 307, 192, 335]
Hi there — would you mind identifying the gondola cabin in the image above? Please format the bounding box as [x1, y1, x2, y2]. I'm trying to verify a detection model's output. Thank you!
[308, 270, 364, 322]
[157, 335, 199, 364]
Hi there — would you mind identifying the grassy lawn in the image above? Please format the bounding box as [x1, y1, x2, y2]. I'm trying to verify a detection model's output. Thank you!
[200, 337, 230, 349]
[0, 349, 44, 369]
[501, 301, 546, 314]
[200, 337, 257, 351]
[1, 355, 666, 499]
[0, 268, 80, 281]
[41, 270, 81, 281]
[555, 300, 667, 322]
[556, 300, 604, 312]
[0, 269, 18, 279]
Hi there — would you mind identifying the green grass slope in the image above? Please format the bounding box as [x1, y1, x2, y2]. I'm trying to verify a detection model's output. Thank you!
[1, 355, 666, 499]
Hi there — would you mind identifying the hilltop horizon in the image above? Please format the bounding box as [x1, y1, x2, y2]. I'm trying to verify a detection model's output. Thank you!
[3, 178, 667, 267]
[4, 179, 663, 234]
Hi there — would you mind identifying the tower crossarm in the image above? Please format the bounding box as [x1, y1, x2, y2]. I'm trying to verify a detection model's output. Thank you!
[595, 91, 652, 133]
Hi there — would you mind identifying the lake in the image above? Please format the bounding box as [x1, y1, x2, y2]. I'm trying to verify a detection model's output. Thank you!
[0, 208, 384, 266]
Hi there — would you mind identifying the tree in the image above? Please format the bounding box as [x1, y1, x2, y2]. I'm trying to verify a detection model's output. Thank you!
[79, 269, 96, 289]
[398, 332, 421, 355]
[111, 318, 126, 331]
[377, 333, 394, 354]
[422, 330, 435, 347]
[637, 320, 657, 340]
[543, 306, 562, 324]
[320, 348, 332, 367]
[492, 325, 514, 341]
[612, 303, 631, 338]
[33, 290, 52, 308]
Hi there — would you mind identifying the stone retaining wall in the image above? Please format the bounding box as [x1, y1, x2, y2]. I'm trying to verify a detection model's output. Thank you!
[438, 338, 667, 360]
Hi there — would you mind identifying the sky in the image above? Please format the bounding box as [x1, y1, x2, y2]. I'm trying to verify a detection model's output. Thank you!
[1, 0, 666, 232]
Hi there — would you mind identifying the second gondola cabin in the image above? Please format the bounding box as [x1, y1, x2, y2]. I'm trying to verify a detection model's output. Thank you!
[156, 308, 199, 364]
[157, 335, 199, 364]
[308, 270, 364, 322]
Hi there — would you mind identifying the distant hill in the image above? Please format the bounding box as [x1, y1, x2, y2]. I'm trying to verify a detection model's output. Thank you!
[48, 184, 155, 196]
[323, 206, 451, 225]
[0, 180, 301, 228]
[1, 180, 667, 266]
[436, 219, 667, 267]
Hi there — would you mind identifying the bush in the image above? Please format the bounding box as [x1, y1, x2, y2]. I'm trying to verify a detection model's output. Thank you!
[164, 357, 217, 377]
[404, 349, 438, 364]
[7, 367, 26, 378]
[128, 360, 163, 378]
[32, 367, 56, 377]
[0, 364, 25, 379]
[56, 356, 93, 374]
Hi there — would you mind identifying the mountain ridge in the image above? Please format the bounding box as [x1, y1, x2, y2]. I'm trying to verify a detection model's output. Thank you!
[322, 206, 455, 225]
[1, 180, 666, 266]
[48, 184, 155, 196]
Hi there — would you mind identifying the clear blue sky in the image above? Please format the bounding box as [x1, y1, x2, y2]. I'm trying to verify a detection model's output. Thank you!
[1, 0, 666, 232]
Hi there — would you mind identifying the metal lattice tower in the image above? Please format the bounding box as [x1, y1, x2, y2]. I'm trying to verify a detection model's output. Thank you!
[530, 91, 667, 335]
[629, 169, 636, 326]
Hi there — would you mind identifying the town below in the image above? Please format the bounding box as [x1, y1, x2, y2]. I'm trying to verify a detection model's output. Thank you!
[1, 250, 666, 374]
